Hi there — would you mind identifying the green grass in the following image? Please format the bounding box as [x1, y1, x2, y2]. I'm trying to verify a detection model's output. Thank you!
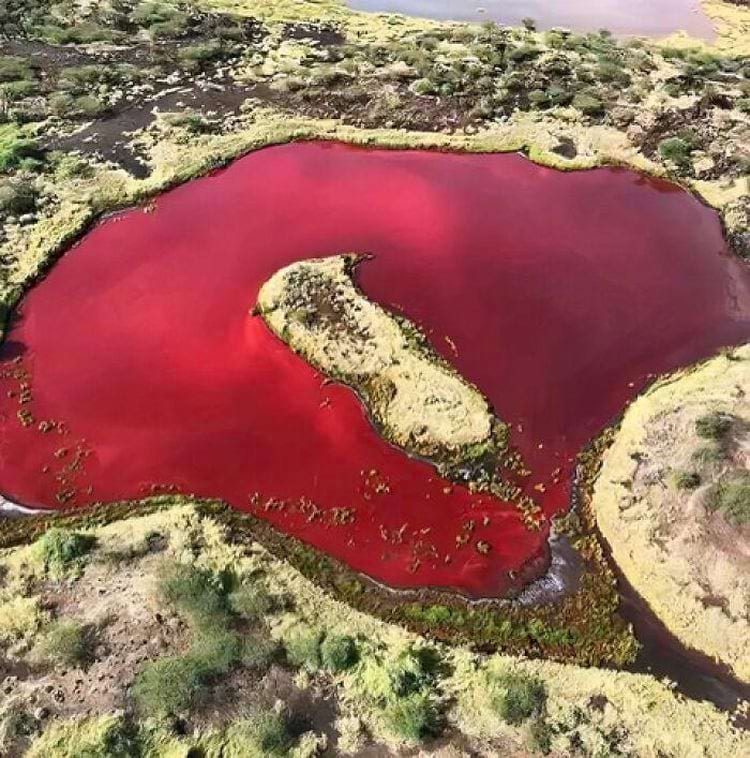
[572, 92, 604, 116]
[382, 691, 440, 742]
[0, 178, 36, 216]
[229, 712, 294, 757]
[241, 632, 279, 670]
[134, 562, 279, 718]
[691, 444, 724, 465]
[0, 124, 40, 172]
[284, 627, 323, 670]
[673, 471, 701, 491]
[659, 137, 693, 168]
[0, 56, 33, 83]
[158, 562, 230, 629]
[228, 581, 274, 620]
[489, 671, 547, 725]
[36, 621, 89, 667]
[320, 634, 358, 672]
[695, 412, 733, 440]
[35, 528, 95, 577]
[708, 473, 750, 526]
[133, 654, 209, 717]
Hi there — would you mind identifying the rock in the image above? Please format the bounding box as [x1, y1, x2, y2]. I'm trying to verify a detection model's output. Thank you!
[34, 706, 49, 720]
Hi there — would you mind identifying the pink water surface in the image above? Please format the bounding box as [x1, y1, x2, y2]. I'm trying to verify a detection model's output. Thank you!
[0, 143, 748, 596]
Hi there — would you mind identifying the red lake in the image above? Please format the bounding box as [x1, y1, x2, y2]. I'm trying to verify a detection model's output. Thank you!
[1, 143, 748, 596]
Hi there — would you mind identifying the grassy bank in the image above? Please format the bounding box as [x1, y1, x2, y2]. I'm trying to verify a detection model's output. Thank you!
[592, 345, 750, 681]
[0, 503, 745, 756]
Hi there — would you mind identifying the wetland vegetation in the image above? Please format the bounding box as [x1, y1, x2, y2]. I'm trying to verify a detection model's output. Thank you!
[0, 0, 749, 755]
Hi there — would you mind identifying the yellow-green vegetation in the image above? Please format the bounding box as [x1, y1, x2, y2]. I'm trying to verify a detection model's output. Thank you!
[256, 254, 503, 472]
[593, 345, 750, 681]
[0, 504, 741, 756]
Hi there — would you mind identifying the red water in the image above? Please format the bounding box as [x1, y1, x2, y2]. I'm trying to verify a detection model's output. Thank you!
[1, 143, 748, 597]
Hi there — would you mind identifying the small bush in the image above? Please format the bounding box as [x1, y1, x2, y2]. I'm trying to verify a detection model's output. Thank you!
[673, 471, 701, 490]
[0, 178, 36, 216]
[241, 633, 278, 670]
[158, 562, 229, 629]
[48, 92, 107, 119]
[35, 528, 95, 576]
[1, 80, 37, 101]
[388, 647, 439, 697]
[176, 42, 225, 69]
[25, 714, 135, 758]
[190, 629, 241, 674]
[131, 2, 189, 38]
[0, 56, 33, 83]
[658, 136, 693, 168]
[695, 412, 733, 440]
[132, 655, 206, 717]
[0, 124, 40, 172]
[37, 621, 88, 667]
[232, 712, 293, 757]
[708, 474, 750, 526]
[383, 691, 439, 742]
[162, 111, 211, 134]
[490, 671, 547, 725]
[320, 634, 358, 672]
[572, 93, 604, 116]
[227, 582, 274, 620]
[285, 628, 322, 670]
[692, 444, 723, 465]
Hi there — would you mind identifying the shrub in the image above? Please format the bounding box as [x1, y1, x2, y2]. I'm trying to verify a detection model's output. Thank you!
[25, 714, 135, 758]
[0, 596, 46, 643]
[412, 78, 436, 96]
[162, 111, 211, 134]
[37, 621, 88, 667]
[382, 691, 439, 742]
[1, 80, 37, 101]
[708, 474, 750, 526]
[490, 671, 547, 725]
[228, 582, 274, 620]
[190, 629, 241, 674]
[241, 632, 278, 670]
[48, 92, 107, 119]
[50, 153, 93, 180]
[158, 562, 229, 629]
[35, 528, 95, 576]
[0, 56, 33, 83]
[176, 42, 225, 69]
[130, 2, 189, 38]
[132, 654, 208, 717]
[692, 444, 723, 465]
[285, 627, 323, 670]
[673, 471, 701, 490]
[0, 124, 40, 172]
[695, 412, 733, 440]
[572, 93, 604, 116]
[388, 647, 439, 697]
[658, 136, 693, 168]
[229, 712, 293, 757]
[39, 22, 123, 45]
[320, 634, 358, 672]
[0, 178, 36, 216]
